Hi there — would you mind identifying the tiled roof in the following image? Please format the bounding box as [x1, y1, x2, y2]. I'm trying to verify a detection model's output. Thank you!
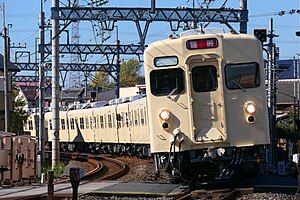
[277, 79, 300, 104]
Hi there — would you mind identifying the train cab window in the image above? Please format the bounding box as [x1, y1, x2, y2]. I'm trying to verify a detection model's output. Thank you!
[192, 66, 218, 92]
[79, 117, 84, 129]
[49, 119, 52, 130]
[61, 119, 66, 130]
[100, 116, 104, 129]
[70, 118, 75, 130]
[85, 117, 89, 129]
[150, 68, 184, 96]
[225, 62, 260, 90]
[28, 120, 33, 130]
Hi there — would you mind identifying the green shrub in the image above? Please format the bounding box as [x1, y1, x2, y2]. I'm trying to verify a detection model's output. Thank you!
[42, 161, 66, 179]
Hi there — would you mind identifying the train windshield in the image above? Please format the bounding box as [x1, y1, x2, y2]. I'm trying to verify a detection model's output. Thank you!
[192, 65, 218, 92]
[225, 62, 260, 90]
[150, 68, 184, 96]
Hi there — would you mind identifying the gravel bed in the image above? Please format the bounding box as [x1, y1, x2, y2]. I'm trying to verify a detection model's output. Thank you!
[78, 195, 173, 200]
[237, 192, 297, 200]
[116, 156, 170, 182]
[60, 160, 89, 178]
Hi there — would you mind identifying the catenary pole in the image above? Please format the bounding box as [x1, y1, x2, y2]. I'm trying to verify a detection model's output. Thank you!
[239, 0, 247, 34]
[51, 0, 60, 168]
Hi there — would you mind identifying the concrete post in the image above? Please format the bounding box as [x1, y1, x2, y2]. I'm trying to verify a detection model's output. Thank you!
[51, 0, 60, 168]
[38, 0, 45, 171]
[239, 0, 248, 34]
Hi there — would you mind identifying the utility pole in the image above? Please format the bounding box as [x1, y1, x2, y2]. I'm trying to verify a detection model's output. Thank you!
[115, 39, 120, 99]
[267, 18, 278, 163]
[51, 0, 60, 168]
[38, 0, 45, 175]
[3, 25, 10, 133]
[240, 0, 248, 34]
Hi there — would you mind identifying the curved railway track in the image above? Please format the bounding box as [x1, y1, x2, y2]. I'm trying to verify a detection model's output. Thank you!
[55, 152, 129, 184]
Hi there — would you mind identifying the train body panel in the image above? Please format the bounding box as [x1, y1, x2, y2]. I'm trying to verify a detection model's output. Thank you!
[221, 35, 270, 147]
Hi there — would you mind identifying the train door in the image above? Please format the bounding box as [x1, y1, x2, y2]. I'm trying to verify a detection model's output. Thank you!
[188, 58, 226, 143]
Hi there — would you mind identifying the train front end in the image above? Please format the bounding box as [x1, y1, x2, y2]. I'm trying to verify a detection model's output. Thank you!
[144, 32, 270, 182]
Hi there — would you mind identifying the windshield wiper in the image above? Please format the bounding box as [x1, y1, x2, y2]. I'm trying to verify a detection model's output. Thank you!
[232, 80, 246, 92]
[167, 87, 178, 99]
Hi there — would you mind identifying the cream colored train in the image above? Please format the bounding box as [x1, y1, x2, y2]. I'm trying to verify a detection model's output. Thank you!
[25, 30, 270, 184]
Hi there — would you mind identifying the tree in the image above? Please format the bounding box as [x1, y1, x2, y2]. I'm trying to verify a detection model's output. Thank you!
[90, 71, 113, 91]
[120, 58, 142, 87]
[12, 84, 29, 134]
[276, 112, 299, 139]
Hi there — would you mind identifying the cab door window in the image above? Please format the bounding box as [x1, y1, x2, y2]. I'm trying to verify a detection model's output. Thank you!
[150, 68, 184, 96]
[192, 65, 218, 92]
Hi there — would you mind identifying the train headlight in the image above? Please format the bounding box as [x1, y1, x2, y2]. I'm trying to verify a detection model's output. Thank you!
[244, 102, 256, 114]
[159, 109, 171, 120]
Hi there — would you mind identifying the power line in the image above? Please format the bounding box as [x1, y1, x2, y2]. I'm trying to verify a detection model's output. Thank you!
[249, 9, 300, 18]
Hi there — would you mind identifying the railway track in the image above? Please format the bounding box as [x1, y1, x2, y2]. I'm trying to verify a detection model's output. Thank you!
[55, 152, 129, 183]
[177, 188, 254, 200]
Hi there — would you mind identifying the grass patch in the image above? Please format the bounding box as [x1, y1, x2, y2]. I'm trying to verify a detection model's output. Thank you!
[42, 161, 66, 179]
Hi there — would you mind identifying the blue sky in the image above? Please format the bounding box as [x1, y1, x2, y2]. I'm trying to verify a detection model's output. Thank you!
[1, 0, 299, 63]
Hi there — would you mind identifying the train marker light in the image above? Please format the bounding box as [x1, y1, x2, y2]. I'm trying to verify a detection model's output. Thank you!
[186, 38, 218, 50]
[244, 101, 256, 114]
[247, 116, 255, 123]
[159, 109, 171, 120]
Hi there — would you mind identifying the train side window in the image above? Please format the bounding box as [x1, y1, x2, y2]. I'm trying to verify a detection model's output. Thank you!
[85, 117, 89, 129]
[49, 119, 52, 130]
[93, 117, 97, 129]
[104, 115, 107, 129]
[61, 119, 66, 130]
[100, 116, 104, 129]
[225, 62, 260, 90]
[96, 115, 99, 129]
[150, 68, 185, 96]
[134, 110, 138, 126]
[28, 120, 33, 130]
[144, 108, 147, 125]
[79, 117, 84, 129]
[125, 113, 129, 127]
[140, 109, 144, 125]
[112, 113, 115, 128]
[90, 117, 93, 129]
[70, 118, 75, 130]
[108, 114, 112, 128]
[121, 113, 126, 127]
[130, 111, 134, 127]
